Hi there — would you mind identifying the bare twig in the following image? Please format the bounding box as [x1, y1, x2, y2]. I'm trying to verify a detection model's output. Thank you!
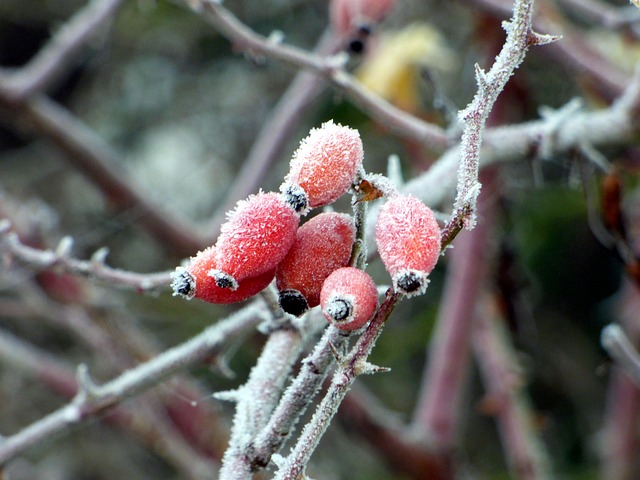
[447, 0, 559, 234]
[600, 283, 640, 480]
[0, 302, 267, 465]
[0, 0, 123, 102]
[218, 325, 304, 480]
[183, 0, 449, 152]
[248, 324, 348, 470]
[0, 222, 171, 292]
[471, 0, 631, 97]
[0, 329, 218, 480]
[274, 289, 401, 479]
[473, 297, 552, 480]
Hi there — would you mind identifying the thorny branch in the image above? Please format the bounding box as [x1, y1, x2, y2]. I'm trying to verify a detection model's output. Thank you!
[0, 220, 171, 292]
[448, 0, 560, 234]
[0, 302, 267, 465]
[274, 289, 401, 480]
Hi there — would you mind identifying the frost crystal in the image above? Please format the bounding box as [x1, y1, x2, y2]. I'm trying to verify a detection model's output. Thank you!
[171, 267, 196, 299]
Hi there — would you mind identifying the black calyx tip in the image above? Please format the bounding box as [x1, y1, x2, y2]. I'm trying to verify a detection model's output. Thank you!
[281, 183, 309, 214]
[348, 39, 365, 54]
[171, 268, 196, 300]
[396, 271, 425, 295]
[209, 270, 239, 290]
[327, 298, 352, 322]
[279, 289, 309, 317]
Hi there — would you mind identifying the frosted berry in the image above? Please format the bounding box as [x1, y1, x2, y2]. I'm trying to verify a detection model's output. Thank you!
[375, 194, 441, 297]
[276, 212, 355, 316]
[330, 0, 398, 38]
[282, 121, 364, 212]
[171, 247, 275, 304]
[211, 192, 299, 290]
[320, 267, 378, 331]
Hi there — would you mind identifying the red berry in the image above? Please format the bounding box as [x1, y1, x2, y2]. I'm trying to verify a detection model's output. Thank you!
[320, 267, 378, 331]
[375, 194, 441, 297]
[211, 192, 299, 289]
[330, 0, 397, 37]
[276, 212, 355, 316]
[282, 121, 363, 212]
[171, 246, 275, 304]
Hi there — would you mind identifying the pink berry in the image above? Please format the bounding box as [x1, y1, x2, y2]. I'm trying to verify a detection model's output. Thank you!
[171, 246, 275, 304]
[276, 212, 355, 316]
[375, 194, 441, 297]
[330, 0, 397, 37]
[211, 192, 299, 289]
[282, 121, 364, 212]
[320, 267, 378, 331]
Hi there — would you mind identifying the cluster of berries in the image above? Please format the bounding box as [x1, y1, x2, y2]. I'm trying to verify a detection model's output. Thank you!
[172, 120, 441, 331]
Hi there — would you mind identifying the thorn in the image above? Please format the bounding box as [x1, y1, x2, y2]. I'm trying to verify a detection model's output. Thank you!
[55, 236, 74, 258]
[213, 389, 241, 403]
[0, 219, 11, 234]
[528, 31, 562, 47]
[75, 364, 100, 401]
[386, 154, 404, 188]
[267, 30, 284, 44]
[91, 247, 109, 266]
[327, 341, 344, 363]
[474, 63, 489, 92]
[353, 359, 391, 376]
[211, 355, 236, 379]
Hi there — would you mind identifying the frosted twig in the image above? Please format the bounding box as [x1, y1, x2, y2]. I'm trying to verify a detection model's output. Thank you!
[275, 289, 400, 479]
[471, 0, 629, 96]
[248, 325, 348, 470]
[0, 0, 123, 102]
[0, 302, 266, 465]
[218, 327, 304, 479]
[0, 224, 171, 292]
[183, 0, 448, 151]
[602, 324, 640, 387]
[473, 298, 552, 480]
[448, 0, 560, 237]
[0, 329, 218, 479]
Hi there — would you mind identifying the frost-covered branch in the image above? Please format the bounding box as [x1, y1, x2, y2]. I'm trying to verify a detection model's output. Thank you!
[447, 0, 559, 236]
[218, 325, 304, 479]
[0, 303, 266, 465]
[183, 0, 448, 151]
[248, 325, 348, 470]
[274, 289, 400, 479]
[0, 221, 171, 292]
[0, 329, 218, 480]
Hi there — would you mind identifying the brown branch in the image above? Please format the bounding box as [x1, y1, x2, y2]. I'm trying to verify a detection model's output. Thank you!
[184, 0, 449, 152]
[0, 0, 123, 102]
